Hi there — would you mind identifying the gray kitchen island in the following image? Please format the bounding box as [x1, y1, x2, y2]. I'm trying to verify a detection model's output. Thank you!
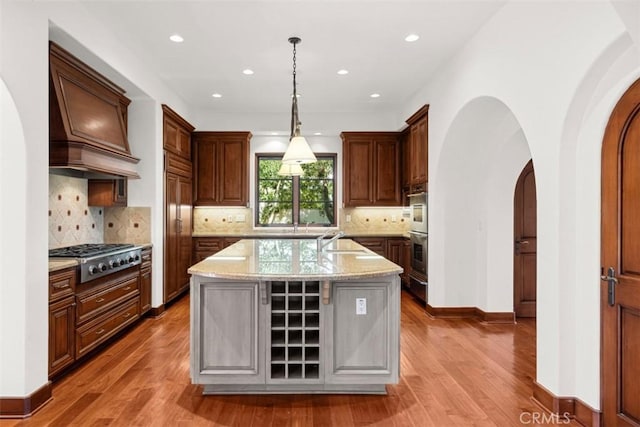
[188, 238, 402, 394]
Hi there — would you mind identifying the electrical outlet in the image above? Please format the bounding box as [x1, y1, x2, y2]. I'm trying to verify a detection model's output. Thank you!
[391, 215, 397, 223]
[356, 298, 367, 315]
[235, 214, 246, 222]
[346, 214, 351, 223]
[227, 215, 233, 223]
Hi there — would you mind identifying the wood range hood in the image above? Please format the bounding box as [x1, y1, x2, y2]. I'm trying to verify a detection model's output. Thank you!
[49, 42, 140, 179]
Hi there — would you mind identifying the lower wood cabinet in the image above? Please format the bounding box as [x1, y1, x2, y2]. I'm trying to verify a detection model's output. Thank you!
[140, 247, 152, 314]
[386, 238, 411, 286]
[352, 237, 386, 256]
[191, 275, 400, 393]
[193, 237, 241, 263]
[49, 295, 76, 377]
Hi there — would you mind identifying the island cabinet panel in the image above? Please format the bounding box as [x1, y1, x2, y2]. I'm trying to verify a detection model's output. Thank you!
[193, 282, 265, 384]
[324, 278, 400, 385]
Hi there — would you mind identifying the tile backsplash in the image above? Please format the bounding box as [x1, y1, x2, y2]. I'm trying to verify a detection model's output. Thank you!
[49, 174, 103, 249]
[49, 174, 151, 248]
[193, 207, 254, 234]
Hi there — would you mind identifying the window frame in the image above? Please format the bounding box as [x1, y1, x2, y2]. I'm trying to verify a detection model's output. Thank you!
[255, 152, 337, 228]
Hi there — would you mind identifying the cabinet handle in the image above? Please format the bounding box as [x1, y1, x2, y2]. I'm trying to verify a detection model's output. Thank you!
[123, 287, 131, 291]
[95, 298, 105, 303]
[52, 283, 69, 289]
[95, 329, 105, 335]
[123, 312, 131, 318]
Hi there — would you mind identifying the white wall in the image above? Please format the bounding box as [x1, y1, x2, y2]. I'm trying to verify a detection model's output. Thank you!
[401, 0, 639, 409]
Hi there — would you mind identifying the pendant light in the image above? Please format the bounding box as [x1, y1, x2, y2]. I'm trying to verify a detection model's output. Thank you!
[281, 37, 316, 165]
[277, 163, 304, 176]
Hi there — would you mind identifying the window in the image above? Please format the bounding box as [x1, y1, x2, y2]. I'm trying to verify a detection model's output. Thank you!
[256, 154, 336, 227]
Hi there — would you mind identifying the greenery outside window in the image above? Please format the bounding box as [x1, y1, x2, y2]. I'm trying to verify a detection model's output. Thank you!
[256, 153, 336, 227]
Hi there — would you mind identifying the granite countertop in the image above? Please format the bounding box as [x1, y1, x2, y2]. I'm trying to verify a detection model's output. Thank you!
[188, 238, 403, 281]
[192, 231, 409, 239]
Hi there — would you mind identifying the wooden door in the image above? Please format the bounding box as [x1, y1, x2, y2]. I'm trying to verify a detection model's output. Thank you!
[514, 160, 537, 318]
[411, 116, 428, 185]
[218, 138, 247, 205]
[343, 137, 373, 206]
[193, 137, 217, 205]
[601, 78, 640, 427]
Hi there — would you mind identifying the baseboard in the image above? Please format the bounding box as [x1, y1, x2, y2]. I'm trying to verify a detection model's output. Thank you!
[425, 304, 515, 324]
[532, 381, 601, 427]
[149, 304, 165, 317]
[0, 381, 52, 418]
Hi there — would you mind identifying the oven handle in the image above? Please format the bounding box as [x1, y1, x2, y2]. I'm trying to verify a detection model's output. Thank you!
[407, 192, 426, 198]
[408, 231, 428, 239]
[409, 274, 428, 287]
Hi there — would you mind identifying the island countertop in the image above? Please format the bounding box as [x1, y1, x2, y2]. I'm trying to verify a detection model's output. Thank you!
[187, 238, 402, 281]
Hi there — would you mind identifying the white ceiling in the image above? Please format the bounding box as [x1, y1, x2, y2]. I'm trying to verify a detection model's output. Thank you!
[71, 1, 505, 120]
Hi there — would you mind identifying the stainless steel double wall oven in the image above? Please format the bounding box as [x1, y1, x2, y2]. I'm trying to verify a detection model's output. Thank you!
[408, 192, 428, 303]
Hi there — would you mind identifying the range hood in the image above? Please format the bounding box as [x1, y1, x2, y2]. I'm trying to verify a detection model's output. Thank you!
[49, 42, 140, 179]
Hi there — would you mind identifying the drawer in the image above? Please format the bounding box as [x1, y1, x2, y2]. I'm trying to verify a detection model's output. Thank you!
[141, 249, 152, 269]
[76, 275, 139, 324]
[49, 267, 77, 302]
[76, 297, 140, 358]
[353, 238, 386, 256]
[194, 238, 224, 252]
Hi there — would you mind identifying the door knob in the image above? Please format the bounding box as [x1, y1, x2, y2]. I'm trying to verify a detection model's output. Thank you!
[600, 266, 617, 306]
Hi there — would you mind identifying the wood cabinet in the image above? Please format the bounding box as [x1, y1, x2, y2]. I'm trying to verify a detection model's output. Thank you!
[88, 179, 127, 207]
[162, 105, 193, 160]
[342, 132, 401, 207]
[352, 237, 387, 256]
[49, 267, 77, 378]
[192, 237, 241, 263]
[140, 247, 152, 314]
[192, 132, 251, 206]
[163, 106, 195, 304]
[386, 238, 410, 286]
[405, 105, 429, 190]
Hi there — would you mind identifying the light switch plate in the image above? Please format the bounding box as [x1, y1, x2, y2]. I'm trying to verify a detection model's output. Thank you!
[346, 214, 351, 223]
[235, 214, 246, 222]
[356, 298, 366, 315]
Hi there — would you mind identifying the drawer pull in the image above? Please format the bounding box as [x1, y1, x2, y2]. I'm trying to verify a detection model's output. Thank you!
[52, 283, 69, 289]
[123, 312, 131, 318]
[123, 286, 131, 291]
[95, 298, 105, 303]
[95, 328, 105, 335]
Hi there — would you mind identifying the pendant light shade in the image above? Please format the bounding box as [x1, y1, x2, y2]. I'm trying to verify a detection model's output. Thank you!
[277, 163, 305, 176]
[282, 136, 316, 165]
[283, 36, 316, 165]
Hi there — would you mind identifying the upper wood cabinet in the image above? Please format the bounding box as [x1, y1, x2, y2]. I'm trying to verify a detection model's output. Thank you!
[88, 179, 127, 207]
[192, 131, 251, 206]
[405, 105, 429, 189]
[342, 132, 401, 207]
[162, 105, 195, 160]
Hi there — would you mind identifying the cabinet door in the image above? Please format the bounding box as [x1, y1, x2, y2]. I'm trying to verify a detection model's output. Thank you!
[140, 266, 151, 314]
[343, 138, 373, 206]
[373, 136, 401, 205]
[324, 278, 400, 384]
[193, 281, 265, 384]
[178, 177, 193, 293]
[164, 174, 179, 302]
[410, 116, 428, 185]
[218, 138, 247, 205]
[194, 138, 217, 205]
[353, 237, 386, 256]
[49, 295, 76, 378]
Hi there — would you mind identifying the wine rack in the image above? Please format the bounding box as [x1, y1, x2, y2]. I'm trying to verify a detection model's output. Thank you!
[270, 280, 321, 380]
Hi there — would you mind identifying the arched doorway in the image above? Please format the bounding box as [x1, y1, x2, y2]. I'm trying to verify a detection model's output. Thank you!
[513, 160, 536, 318]
[601, 77, 640, 426]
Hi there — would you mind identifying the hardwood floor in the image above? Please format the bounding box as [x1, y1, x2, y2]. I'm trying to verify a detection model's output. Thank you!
[3, 291, 578, 426]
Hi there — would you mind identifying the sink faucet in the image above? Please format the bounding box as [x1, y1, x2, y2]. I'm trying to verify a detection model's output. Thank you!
[317, 230, 345, 252]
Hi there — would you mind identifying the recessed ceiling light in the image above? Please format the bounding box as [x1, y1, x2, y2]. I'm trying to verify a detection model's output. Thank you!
[242, 69, 254, 75]
[370, 93, 381, 98]
[337, 69, 349, 75]
[314, 132, 322, 136]
[405, 34, 420, 42]
[211, 93, 222, 98]
[169, 34, 184, 43]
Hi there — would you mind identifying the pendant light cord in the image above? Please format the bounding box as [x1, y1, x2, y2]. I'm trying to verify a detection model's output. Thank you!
[290, 38, 300, 138]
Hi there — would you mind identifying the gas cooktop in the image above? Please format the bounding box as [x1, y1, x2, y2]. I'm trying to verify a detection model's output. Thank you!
[49, 243, 135, 258]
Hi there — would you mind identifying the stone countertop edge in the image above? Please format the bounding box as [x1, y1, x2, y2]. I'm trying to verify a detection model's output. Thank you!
[192, 231, 410, 238]
[188, 238, 403, 281]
